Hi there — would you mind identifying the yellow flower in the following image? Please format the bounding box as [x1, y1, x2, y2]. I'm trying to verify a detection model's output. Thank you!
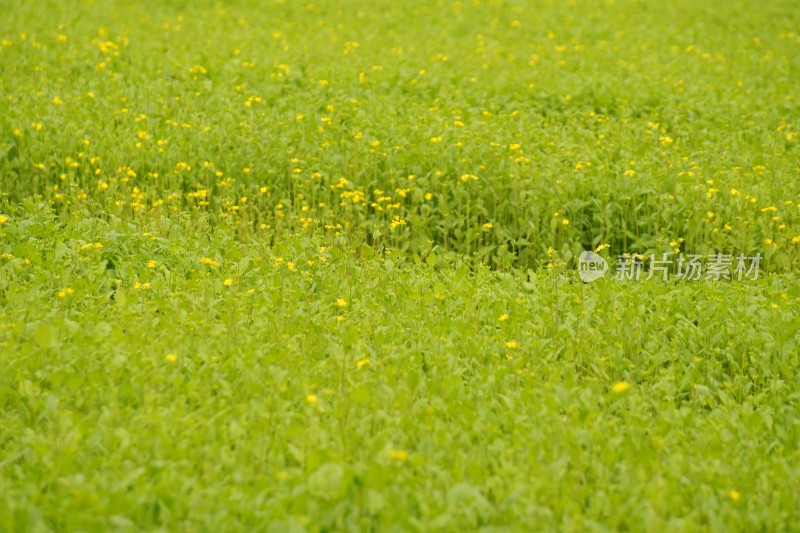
[505, 341, 517, 349]
[356, 358, 370, 368]
[286, 262, 295, 271]
[498, 313, 509, 322]
[388, 449, 408, 462]
[146, 260, 157, 268]
[729, 490, 741, 502]
[612, 381, 631, 394]
[336, 298, 348, 307]
[223, 278, 233, 287]
[594, 243, 609, 253]
[57, 288, 74, 298]
[0, 215, 8, 224]
[165, 353, 178, 363]
[200, 257, 220, 267]
[390, 216, 407, 229]
[483, 222, 493, 229]
[306, 394, 318, 405]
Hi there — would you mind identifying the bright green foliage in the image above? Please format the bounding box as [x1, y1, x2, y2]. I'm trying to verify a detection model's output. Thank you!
[1, 0, 800, 530]
[1, 0, 800, 268]
[2, 204, 800, 530]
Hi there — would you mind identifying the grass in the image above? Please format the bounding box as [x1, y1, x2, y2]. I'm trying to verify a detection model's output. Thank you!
[1, 0, 800, 530]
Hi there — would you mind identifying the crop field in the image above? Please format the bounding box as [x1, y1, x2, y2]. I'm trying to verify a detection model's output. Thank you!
[1, 0, 800, 530]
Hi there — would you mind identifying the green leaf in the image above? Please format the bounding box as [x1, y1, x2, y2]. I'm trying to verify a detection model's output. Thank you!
[33, 324, 58, 348]
[426, 251, 438, 267]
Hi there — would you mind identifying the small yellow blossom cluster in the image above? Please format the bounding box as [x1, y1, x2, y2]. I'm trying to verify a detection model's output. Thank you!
[390, 216, 407, 230]
[669, 237, 685, 253]
[57, 288, 74, 298]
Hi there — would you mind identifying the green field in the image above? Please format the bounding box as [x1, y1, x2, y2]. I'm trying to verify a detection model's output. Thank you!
[2, 0, 800, 530]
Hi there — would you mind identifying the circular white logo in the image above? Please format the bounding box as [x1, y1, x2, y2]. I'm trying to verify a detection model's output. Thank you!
[578, 251, 608, 283]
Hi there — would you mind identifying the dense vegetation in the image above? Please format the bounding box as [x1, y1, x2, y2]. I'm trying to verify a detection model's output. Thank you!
[1, 0, 799, 530]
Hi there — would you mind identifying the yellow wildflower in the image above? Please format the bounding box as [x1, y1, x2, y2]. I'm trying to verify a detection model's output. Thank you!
[388, 450, 408, 462]
[612, 381, 631, 394]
